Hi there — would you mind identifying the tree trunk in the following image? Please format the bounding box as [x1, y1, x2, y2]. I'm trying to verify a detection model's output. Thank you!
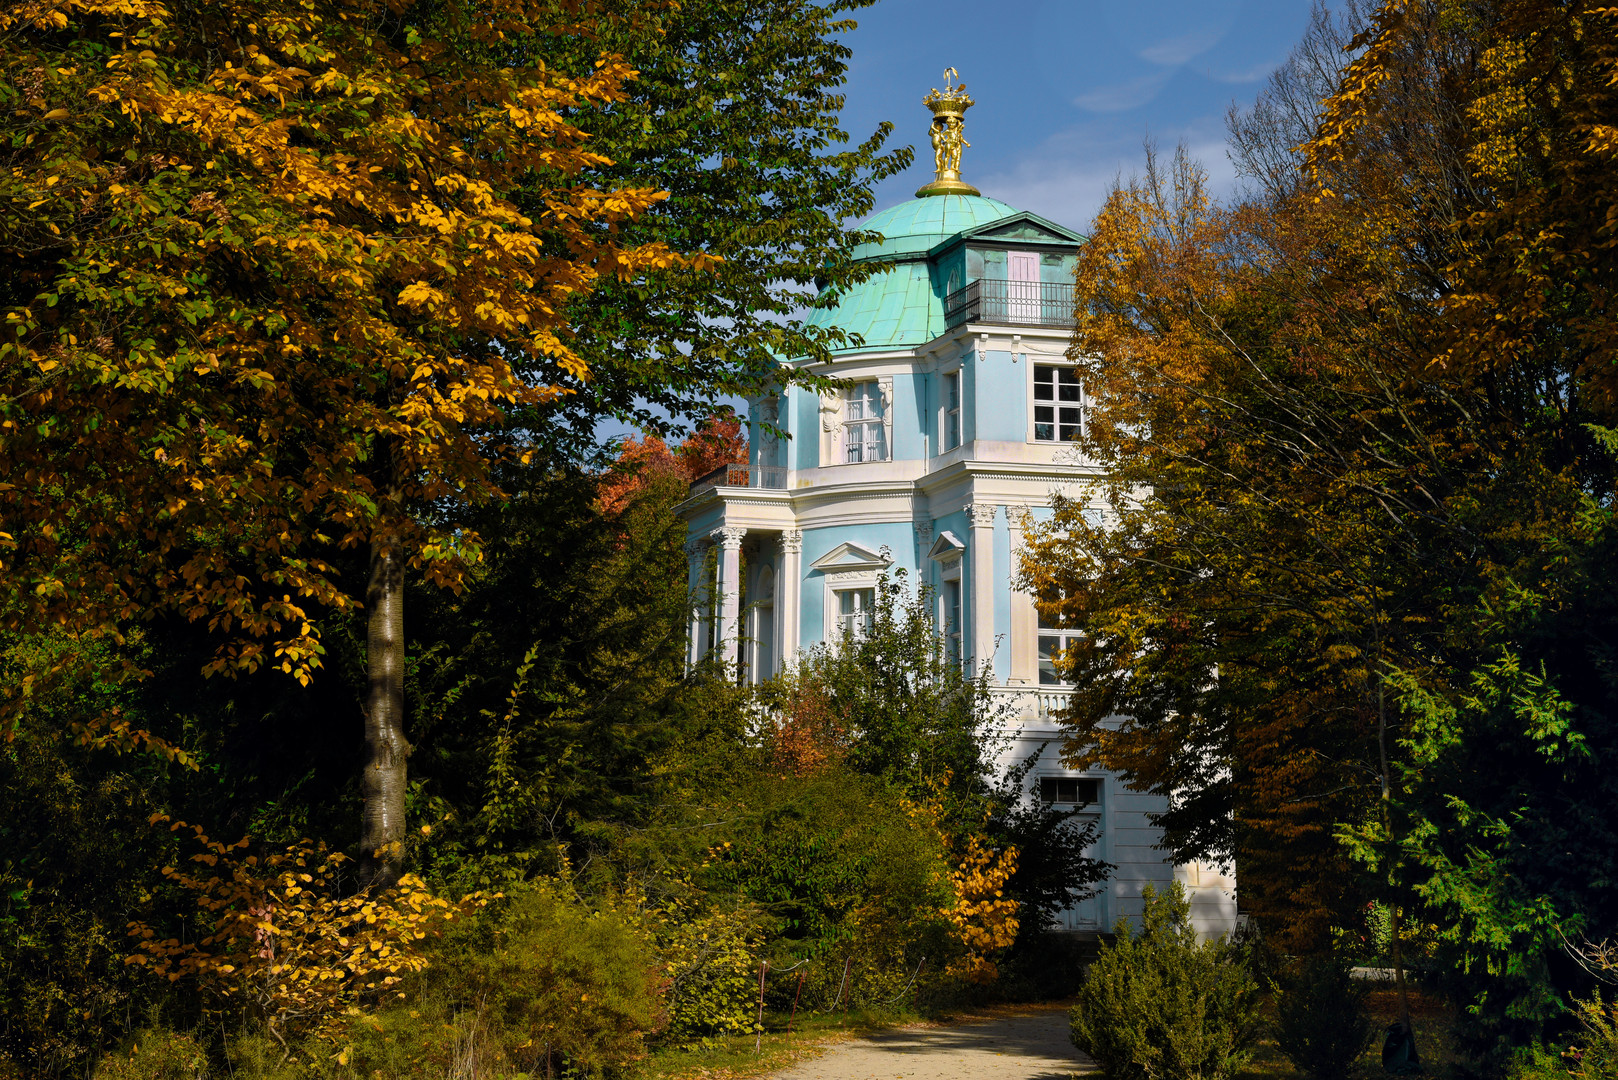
[1376, 663, 1419, 1061]
[360, 535, 409, 889]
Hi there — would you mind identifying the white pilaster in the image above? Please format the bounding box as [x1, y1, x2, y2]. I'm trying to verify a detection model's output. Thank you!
[966, 502, 997, 680]
[712, 527, 747, 674]
[776, 529, 803, 672]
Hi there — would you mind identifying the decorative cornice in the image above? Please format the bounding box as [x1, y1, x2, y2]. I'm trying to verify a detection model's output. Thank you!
[965, 502, 998, 528]
[778, 529, 803, 555]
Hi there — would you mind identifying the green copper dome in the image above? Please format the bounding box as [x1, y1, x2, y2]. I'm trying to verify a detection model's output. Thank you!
[849, 194, 1020, 262]
[807, 194, 1022, 354]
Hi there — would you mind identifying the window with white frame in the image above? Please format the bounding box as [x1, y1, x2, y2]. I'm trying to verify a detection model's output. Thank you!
[843, 382, 886, 462]
[942, 371, 961, 451]
[1038, 775, 1100, 806]
[942, 578, 963, 662]
[747, 565, 775, 684]
[1033, 365, 1085, 443]
[836, 587, 876, 639]
[1038, 599, 1083, 686]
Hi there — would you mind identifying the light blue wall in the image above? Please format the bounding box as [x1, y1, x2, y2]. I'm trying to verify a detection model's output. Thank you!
[892, 372, 926, 461]
[791, 387, 819, 470]
[797, 522, 920, 648]
[974, 351, 1026, 443]
[993, 509, 1012, 682]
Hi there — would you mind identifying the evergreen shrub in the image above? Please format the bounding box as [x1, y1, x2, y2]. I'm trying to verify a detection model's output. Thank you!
[1069, 883, 1260, 1080]
[1271, 954, 1375, 1080]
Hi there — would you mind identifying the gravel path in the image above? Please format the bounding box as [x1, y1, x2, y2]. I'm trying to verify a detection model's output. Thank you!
[767, 1006, 1096, 1080]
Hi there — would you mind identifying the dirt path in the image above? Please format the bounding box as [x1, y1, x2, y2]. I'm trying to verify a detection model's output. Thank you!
[766, 1006, 1096, 1080]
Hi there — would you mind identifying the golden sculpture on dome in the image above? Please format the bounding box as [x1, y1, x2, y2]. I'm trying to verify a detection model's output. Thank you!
[916, 68, 980, 197]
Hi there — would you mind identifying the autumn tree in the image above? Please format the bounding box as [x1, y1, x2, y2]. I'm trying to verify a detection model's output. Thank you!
[0, 0, 703, 883]
[1023, 0, 1618, 1058]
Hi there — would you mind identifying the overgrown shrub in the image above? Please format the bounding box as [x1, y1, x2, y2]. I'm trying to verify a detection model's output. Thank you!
[91, 1027, 208, 1080]
[1272, 954, 1375, 1080]
[344, 881, 661, 1078]
[1568, 997, 1618, 1079]
[656, 902, 763, 1049]
[1070, 883, 1260, 1080]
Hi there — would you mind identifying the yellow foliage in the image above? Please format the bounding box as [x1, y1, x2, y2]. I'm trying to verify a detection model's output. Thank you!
[0, 0, 706, 718]
[903, 788, 1020, 984]
[125, 816, 490, 1053]
[944, 834, 1020, 984]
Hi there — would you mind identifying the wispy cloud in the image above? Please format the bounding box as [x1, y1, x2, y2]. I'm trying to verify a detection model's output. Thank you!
[975, 118, 1238, 233]
[1072, 70, 1175, 114]
[1138, 29, 1225, 67]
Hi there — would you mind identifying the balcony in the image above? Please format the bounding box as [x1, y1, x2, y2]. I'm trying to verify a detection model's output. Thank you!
[688, 463, 788, 496]
[944, 278, 1076, 329]
[990, 685, 1075, 724]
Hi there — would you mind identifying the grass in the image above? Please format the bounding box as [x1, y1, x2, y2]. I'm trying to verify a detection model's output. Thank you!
[641, 1005, 925, 1080]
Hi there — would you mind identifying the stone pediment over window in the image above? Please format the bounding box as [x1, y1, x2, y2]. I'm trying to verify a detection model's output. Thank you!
[933, 212, 1085, 254]
[810, 541, 892, 575]
[927, 531, 965, 562]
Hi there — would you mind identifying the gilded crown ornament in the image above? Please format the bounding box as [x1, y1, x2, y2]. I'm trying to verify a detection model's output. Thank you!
[916, 68, 980, 197]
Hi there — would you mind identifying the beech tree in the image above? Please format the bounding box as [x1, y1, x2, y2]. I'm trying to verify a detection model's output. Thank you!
[0, 0, 696, 883]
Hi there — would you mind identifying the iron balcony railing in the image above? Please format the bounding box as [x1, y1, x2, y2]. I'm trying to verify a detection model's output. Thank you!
[944, 278, 1076, 329]
[688, 463, 788, 496]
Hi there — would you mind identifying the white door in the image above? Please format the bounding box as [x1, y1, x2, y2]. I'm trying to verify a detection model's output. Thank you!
[1008, 251, 1040, 322]
[1064, 813, 1104, 930]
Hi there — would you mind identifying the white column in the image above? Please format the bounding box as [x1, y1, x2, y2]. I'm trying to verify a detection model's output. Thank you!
[685, 539, 707, 670]
[966, 502, 997, 680]
[712, 527, 747, 674]
[775, 530, 802, 672]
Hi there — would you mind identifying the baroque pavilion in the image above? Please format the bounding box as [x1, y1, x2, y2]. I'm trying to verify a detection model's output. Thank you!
[673, 75, 1237, 939]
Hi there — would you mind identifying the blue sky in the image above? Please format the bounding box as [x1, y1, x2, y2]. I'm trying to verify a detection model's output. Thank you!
[838, 0, 1316, 231]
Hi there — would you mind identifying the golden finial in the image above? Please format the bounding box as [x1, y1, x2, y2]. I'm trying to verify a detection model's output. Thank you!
[916, 68, 980, 198]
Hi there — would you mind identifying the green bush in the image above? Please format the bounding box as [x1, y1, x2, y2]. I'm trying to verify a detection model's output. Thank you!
[341, 881, 660, 1079]
[1272, 954, 1375, 1080]
[1569, 997, 1618, 1079]
[91, 1027, 209, 1080]
[1070, 883, 1260, 1080]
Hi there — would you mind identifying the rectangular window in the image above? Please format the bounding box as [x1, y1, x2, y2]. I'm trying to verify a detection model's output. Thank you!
[1033, 365, 1085, 443]
[1039, 776, 1100, 806]
[837, 587, 876, 639]
[943, 578, 962, 661]
[1038, 600, 1083, 686]
[843, 382, 886, 463]
[943, 371, 961, 451]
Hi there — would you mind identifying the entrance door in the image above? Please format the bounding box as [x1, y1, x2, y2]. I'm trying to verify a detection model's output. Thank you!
[1064, 813, 1104, 930]
[1008, 251, 1040, 323]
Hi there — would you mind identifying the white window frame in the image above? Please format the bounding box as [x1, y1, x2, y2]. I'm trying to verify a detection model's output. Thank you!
[843, 380, 886, 463]
[1037, 594, 1084, 687]
[940, 368, 962, 452]
[833, 585, 877, 641]
[1037, 774, 1101, 807]
[810, 542, 892, 644]
[1030, 363, 1088, 444]
[746, 563, 776, 684]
